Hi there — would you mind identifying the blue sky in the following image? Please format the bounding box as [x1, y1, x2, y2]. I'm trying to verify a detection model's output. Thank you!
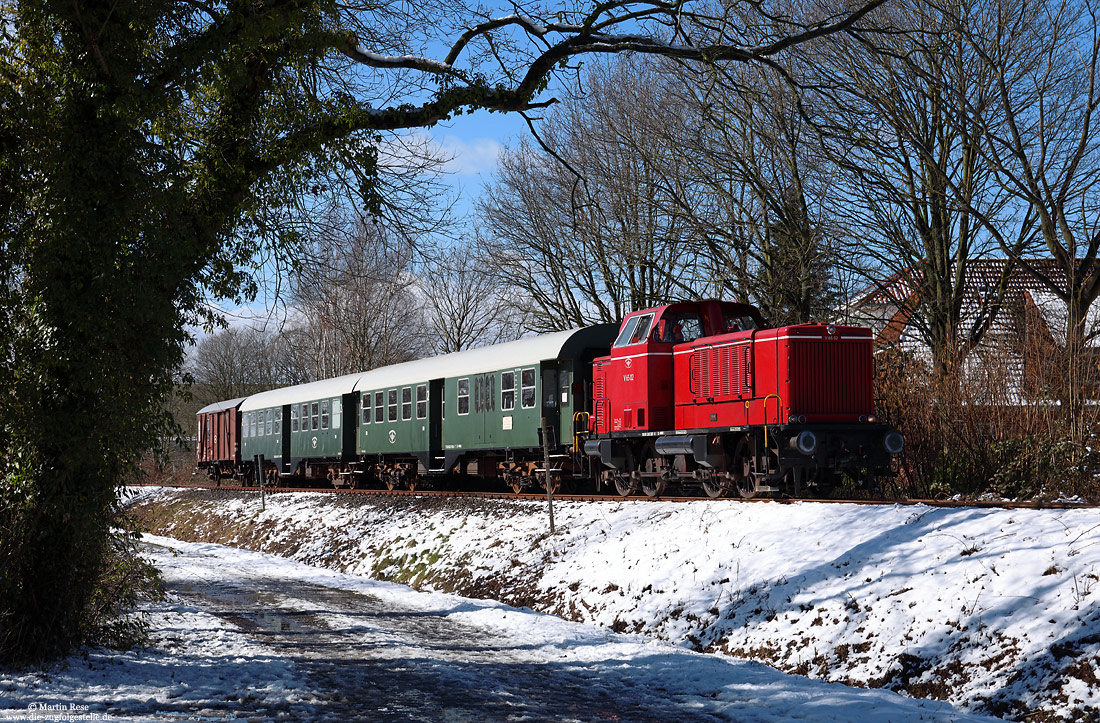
[424, 108, 528, 221]
[204, 107, 530, 335]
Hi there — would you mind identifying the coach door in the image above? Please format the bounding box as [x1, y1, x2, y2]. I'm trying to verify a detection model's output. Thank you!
[428, 378, 444, 471]
[540, 362, 560, 450]
[341, 392, 358, 462]
[280, 404, 292, 473]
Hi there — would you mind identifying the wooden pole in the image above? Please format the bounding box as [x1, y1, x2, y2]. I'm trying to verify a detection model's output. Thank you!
[541, 417, 555, 535]
[256, 454, 266, 511]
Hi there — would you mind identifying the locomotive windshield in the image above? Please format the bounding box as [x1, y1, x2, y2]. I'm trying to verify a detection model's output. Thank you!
[613, 313, 654, 347]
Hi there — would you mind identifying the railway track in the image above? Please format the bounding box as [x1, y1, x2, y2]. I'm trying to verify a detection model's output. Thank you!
[131, 482, 1097, 510]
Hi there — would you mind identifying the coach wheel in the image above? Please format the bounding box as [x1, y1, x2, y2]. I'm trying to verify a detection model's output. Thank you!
[510, 480, 525, 494]
[407, 478, 419, 492]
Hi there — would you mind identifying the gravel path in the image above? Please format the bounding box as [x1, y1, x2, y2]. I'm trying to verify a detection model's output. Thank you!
[154, 541, 723, 722]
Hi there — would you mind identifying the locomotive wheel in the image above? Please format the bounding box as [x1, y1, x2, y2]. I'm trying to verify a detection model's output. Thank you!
[700, 471, 728, 498]
[639, 444, 666, 497]
[611, 445, 637, 497]
[613, 474, 637, 497]
[737, 474, 760, 499]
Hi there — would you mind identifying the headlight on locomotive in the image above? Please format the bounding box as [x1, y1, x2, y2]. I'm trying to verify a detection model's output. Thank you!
[790, 430, 818, 455]
[884, 430, 905, 455]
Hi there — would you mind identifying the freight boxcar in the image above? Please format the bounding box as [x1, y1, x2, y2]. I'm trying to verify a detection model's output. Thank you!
[195, 397, 246, 483]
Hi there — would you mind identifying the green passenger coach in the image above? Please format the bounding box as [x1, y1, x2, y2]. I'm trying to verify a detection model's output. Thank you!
[237, 325, 616, 490]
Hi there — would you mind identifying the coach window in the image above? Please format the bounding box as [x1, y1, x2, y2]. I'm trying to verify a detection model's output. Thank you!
[333, 398, 341, 429]
[388, 389, 398, 422]
[311, 402, 319, 430]
[301, 404, 309, 431]
[416, 384, 427, 419]
[374, 391, 384, 423]
[266, 409, 273, 436]
[401, 386, 412, 421]
[321, 399, 330, 429]
[274, 408, 282, 435]
[291, 406, 298, 433]
[501, 371, 515, 411]
[362, 394, 370, 424]
[521, 368, 536, 409]
[458, 378, 470, 415]
[251, 412, 258, 438]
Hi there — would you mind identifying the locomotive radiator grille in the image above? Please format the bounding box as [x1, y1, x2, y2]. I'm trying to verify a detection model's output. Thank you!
[692, 344, 751, 399]
[788, 340, 873, 413]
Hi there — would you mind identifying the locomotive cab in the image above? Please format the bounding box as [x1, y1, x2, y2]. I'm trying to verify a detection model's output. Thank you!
[591, 301, 765, 435]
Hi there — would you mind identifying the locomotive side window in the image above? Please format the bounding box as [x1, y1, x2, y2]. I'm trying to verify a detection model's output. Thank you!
[521, 368, 536, 409]
[387, 390, 398, 422]
[332, 398, 341, 429]
[501, 371, 515, 411]
[274, 408, 282, 435]
[722, 311, 758, 333]
[374, 391, 384, 423]
[311, 402, 319, 430]
[458, 378, 470, 415]
[401, 387, 412, 420]
[416, 384, 427, 419]
[654, 312, 704, 343]
[362, 394, 370, 425]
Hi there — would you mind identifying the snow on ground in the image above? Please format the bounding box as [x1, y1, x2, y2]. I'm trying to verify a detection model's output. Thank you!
[0, 535, 996, 722]
[127, 488, 1100, 721]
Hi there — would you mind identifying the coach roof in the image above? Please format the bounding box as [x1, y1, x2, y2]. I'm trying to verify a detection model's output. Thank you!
[196, 397, 248, 414]
[238, 325, 615, 412]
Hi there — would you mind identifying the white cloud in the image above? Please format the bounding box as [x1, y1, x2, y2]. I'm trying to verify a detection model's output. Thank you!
[433, 134, 503, 177]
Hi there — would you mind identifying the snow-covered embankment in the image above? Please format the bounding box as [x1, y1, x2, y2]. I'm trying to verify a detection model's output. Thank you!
[128, 487, 1100, 720]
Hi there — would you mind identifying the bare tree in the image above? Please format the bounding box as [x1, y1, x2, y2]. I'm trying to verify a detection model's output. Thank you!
[964, 0, 1100, 412]
[189, 327, 288, 406]
[419, 241, 526, 352]
[481, 57, 712, 331]
[659, 56, 844, 325]
[286, 219, 429, 379]
[799, 0, 1025, 377]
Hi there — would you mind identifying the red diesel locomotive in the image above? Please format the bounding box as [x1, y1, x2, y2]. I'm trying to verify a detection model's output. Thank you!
[583, 299, 903, 497]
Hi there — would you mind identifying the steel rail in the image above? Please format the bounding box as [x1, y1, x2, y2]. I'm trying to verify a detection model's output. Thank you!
[129, 482, 1097, 510]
